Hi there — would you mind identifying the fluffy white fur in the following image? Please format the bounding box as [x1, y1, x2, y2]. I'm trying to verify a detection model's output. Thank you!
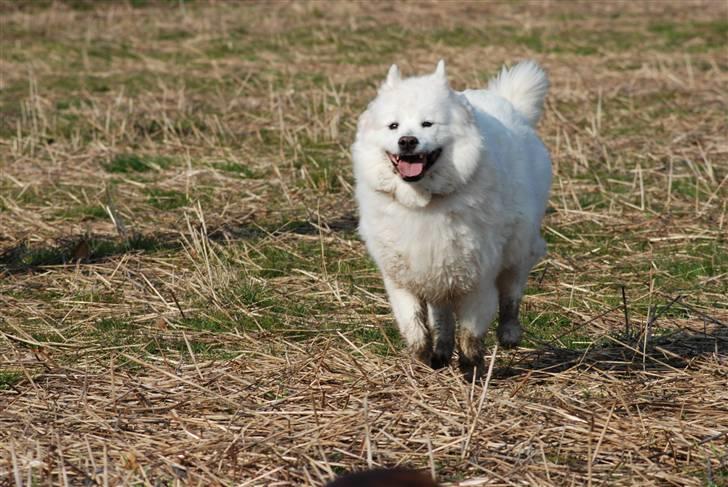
[351, 60, 552, 375]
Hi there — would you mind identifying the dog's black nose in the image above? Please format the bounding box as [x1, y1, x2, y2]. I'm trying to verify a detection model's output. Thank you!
[398, 136, 418, 153]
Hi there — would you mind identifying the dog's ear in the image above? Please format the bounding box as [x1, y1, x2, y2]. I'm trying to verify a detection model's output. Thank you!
[383, 64, 401, 89]
[434, 59, 447, 82]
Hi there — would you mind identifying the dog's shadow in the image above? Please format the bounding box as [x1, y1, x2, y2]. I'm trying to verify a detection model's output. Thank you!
[494, 319, 727, 379]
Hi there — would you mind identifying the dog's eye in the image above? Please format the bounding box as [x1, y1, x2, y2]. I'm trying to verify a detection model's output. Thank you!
[421, 121, 433, 128]
[388, 122, 399, 130]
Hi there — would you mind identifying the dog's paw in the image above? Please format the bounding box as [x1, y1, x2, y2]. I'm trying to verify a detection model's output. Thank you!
[497, 320, 522, 348]
[429, 352, 451, 369]
[458, 356, 485, 382]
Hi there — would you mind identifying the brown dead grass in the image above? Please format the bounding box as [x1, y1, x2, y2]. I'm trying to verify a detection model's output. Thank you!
[1, 1, 727, 485]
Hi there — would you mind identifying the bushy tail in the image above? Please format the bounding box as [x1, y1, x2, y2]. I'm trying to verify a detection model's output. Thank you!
[487, 60, 549, 127]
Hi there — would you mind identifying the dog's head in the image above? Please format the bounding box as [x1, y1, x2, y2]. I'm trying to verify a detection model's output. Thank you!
[352, 60, 483, 208]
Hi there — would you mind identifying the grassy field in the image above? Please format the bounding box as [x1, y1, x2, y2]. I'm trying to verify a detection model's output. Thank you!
[1, 1, 727, 485]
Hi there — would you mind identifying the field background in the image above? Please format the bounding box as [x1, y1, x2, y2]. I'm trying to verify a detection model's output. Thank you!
[1, 1, 727, 485]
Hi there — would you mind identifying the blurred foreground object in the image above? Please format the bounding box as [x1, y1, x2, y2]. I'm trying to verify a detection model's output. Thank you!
[326, 468, 439, 487]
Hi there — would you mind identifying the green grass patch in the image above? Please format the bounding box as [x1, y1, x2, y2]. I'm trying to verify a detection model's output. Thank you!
[29, 331, 62, 343]
[350, 324, 403, 356]
[95, 318, 134, 333]
[55, 97, 88, 111]
[649, 20, 728, 51]
[544, 220, 605, 246]
[86, 40, 140, 62]
[210, 280, 297, 331]
[522, 312, 587, 349]
[431, 26, 492, 48]
[72, 289, 115, 304]
[671, 178, 699, 199]
[213, 160, 261, 178]
[514, 30, 544, 52]
[290, 134, 345, 192]
[103, 154, 174, 173]
[89, 318, 238, 360]
[49, 73, 113, 93]
[203, 35, 286, 62]
[145, 188, 189, 210]
[91, 319, 151, 353]
[577, 191, 608, 211]
[653, 242, 728, 291]
[157, 28, 194, 41]
[0, 371, 23, 390]
[334, 256, 382, 295]
[55, 204, 107, 220]
[250, 240, 324, 278]
[301, 155, 343, 192]
[199, 276, 339, 335]
[179, 316, 236, 333]
[703, 464, 728, 487]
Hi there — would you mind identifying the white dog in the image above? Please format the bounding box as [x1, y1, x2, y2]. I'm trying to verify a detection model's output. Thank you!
[351, 60, 552, 377]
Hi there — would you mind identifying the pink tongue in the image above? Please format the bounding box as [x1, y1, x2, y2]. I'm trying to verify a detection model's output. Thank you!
[398, 161, 425, 178]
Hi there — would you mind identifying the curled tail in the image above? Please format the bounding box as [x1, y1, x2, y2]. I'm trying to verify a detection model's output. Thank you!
[487, 60, 549, 127]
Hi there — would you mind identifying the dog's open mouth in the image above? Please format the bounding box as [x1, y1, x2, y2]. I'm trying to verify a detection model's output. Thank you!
[386, 149, 442, 182]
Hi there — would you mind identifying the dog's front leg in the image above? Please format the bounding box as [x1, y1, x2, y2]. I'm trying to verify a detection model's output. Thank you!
[383, 276, 431, 364]
[428, 303, 455, 369]
[454, 279, 498, 380]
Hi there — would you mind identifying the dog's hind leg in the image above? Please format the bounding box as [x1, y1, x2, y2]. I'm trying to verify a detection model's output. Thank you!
[495, 267, 525, 348]
[496, 236, 545, 347]
[455, 279, 498, 380]
[383, 277, 431, 364]
[428, 303, 455, 369]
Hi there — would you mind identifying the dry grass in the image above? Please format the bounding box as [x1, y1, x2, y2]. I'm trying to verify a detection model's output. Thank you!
[1, 1, 727, 485]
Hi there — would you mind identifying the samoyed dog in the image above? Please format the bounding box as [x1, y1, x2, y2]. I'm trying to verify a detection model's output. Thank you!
[351, 60, 552, 377]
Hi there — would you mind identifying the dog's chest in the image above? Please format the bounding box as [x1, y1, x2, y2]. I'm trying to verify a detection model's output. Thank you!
[372, 208, 482, 301]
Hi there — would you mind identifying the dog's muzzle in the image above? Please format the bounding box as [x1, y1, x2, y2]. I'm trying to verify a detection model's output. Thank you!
[387, 148, 442, 182]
